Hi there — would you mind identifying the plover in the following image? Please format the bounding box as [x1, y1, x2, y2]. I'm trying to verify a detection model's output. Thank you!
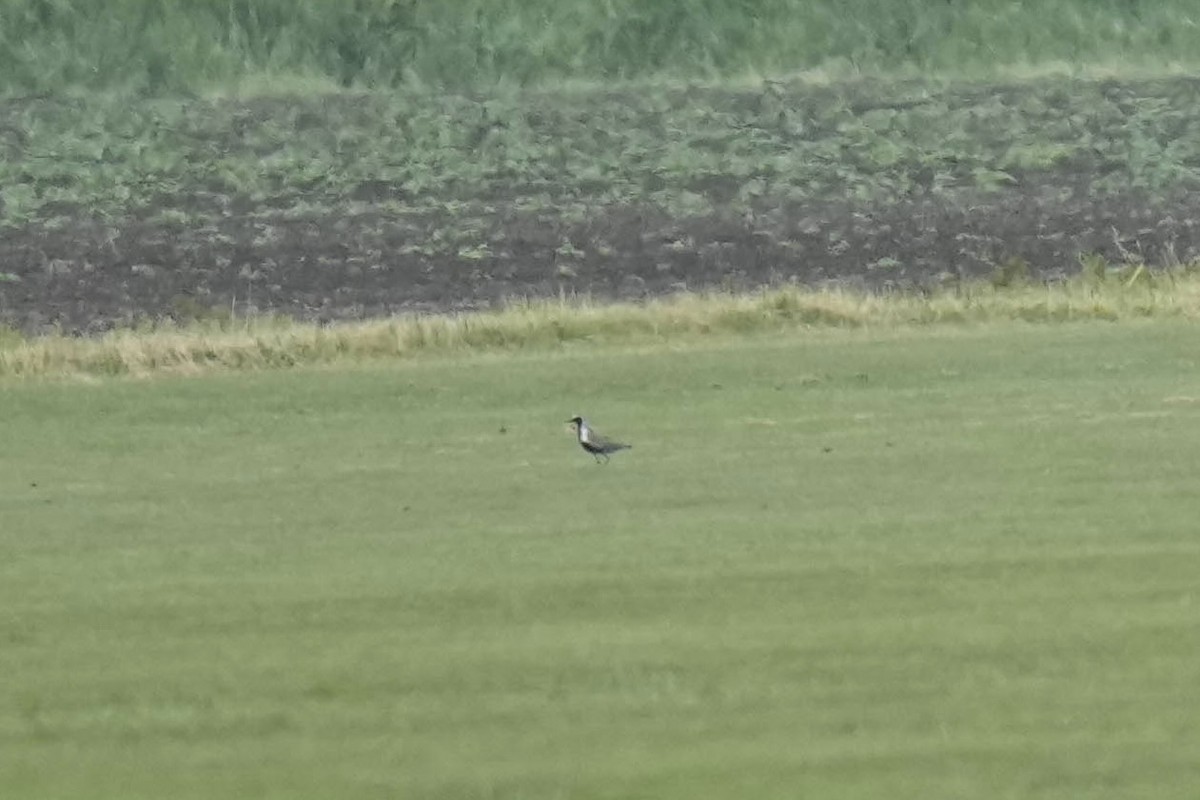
[567, 416, 631, 463]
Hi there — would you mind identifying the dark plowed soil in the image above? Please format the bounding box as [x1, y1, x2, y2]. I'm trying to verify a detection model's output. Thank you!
[2, 188, 1197, 336]
[3, 79, 1200, 334]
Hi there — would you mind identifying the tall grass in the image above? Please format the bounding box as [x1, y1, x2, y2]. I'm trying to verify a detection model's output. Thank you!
[3, 273, 1198, 380]
[1, 0, 1199, 95]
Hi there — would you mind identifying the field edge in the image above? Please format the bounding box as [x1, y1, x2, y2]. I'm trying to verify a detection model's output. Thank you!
[2, 270, 1196, 381]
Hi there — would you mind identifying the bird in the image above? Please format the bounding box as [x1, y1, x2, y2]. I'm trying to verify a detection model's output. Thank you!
[566, 416, 631, 463]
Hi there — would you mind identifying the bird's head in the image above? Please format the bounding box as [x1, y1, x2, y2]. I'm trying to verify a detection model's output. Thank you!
[566, 415, 584, 429]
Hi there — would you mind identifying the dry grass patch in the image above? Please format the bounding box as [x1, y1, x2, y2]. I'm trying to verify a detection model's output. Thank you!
[3, 273, 1199, 380]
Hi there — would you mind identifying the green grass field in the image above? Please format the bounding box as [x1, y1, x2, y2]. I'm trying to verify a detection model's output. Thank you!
[3, 320, 1198, 798]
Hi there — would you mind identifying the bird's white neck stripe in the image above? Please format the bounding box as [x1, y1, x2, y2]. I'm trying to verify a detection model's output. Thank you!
[578, 423, 591, 443]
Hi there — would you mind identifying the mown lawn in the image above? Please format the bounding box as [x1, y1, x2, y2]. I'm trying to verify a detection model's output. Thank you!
[2, 321, 1198, 799]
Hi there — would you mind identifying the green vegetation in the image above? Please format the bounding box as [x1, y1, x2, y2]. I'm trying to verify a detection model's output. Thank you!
[6, 75, 1200, 228]
[2, 0, 1200, 95]
[3, 322, 1199, 798]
